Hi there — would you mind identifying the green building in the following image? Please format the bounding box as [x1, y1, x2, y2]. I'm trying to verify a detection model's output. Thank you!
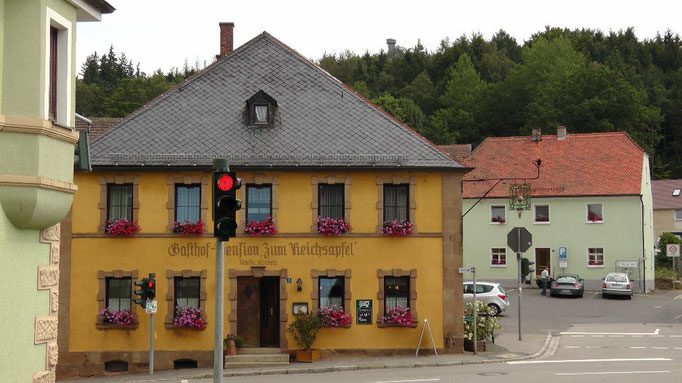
[0, 1, 113, 381]
[459, 128, 655, 292]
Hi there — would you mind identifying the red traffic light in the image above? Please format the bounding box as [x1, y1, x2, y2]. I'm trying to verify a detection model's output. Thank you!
[217, 174, 234, 191]
[147, 281, 154, 288]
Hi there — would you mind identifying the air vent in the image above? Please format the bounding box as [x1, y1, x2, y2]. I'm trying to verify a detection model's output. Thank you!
[104, 360, 128, 372]
[174, 359, 198, 369]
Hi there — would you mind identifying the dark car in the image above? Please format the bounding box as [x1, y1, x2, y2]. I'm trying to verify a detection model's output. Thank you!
[550, 274, 584, 298]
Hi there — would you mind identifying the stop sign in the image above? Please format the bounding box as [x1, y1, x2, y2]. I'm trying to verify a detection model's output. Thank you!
[508, 227, 532, 253]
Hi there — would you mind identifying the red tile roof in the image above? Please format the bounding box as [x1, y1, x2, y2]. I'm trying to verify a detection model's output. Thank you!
[440, 144, 472, 159]
[652, 179, 682, 209]
[462, 132, 646, 198]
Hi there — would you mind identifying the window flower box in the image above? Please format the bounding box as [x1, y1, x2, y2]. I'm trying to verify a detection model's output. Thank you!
[317, 217, 352, 236]
[381, 306, 416, 327]
[382, 219, 414, 237]
[491, 259, 505, 265]
[173, 305, 207, 330]
[105, 218, 141, 237]
[587, 212, 603, 222]
[172, 219, 206, 236]
[244, 216, 277, 236]
[98, 308, 137, 326]
[588, 261, 603, 266]
[317, 305, 352, 328]
[534, 216, 549, 222]
[491, 216, 506, 224]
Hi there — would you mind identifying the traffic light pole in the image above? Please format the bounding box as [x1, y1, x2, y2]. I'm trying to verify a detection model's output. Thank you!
[149, 312, 154, 375]
[214, 237, 224, 383]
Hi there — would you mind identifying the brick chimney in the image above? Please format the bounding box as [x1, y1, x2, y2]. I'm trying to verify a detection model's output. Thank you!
[218, 22, 235, 57]
[532, 128, 542, 142]
[557, 126, 567, 140]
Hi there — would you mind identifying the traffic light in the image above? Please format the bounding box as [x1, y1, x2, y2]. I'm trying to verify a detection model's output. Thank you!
[521, 258, 535, 282]
[134, 278, 149, 308]
[145, 273, 156, 300]
[213, 170, 241, 240]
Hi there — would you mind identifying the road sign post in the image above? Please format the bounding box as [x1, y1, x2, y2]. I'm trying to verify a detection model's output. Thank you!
[508, 227, 532, 342]
[667, 244, 680, 282]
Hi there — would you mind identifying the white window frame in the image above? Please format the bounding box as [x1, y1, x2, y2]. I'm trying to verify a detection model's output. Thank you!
[45, 8, 73, 127]
[533, 204, 550, 224]
[490, 248, 507, 267]
[675, 209, 682, 221]
[490, 205, 506, 224]
[587, 247, 605, 267]
[587, 203, 604, 224]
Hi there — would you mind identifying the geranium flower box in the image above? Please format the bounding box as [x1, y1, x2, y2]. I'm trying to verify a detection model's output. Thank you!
[317, 305, 352, 328]
[172, 219, 205, 236]
[244, 216, 277, 236]
[382, 219, 414, 237]
[173, 305, 207, 330]
[317, 217, 352, 236]
[105, 218, 141, 237]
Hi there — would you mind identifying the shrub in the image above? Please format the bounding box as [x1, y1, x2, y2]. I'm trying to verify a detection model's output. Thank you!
[286, 313, 321, 351]
[463, 301, 501, 341]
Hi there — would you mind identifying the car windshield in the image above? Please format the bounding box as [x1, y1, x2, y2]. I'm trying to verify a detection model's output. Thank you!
[556, 276, 577, 284]
[606, 275, 627, 282]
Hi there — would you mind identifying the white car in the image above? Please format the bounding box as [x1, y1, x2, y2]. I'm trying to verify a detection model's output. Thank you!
[463, 281, 510, 316]
[602, 272, 633, 299]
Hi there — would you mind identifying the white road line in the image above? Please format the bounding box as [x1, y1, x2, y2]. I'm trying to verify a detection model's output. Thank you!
[560, 329, 660, 336]
[609, 335, 624, 337]
[630, 347, 646, 349]
[570, 335, 585, 337]
[675, 348, 682, 350]
[590, 335, 605, 337]
[585, 346, 600, 349]
[555, 371, 669, 376]
[374, 380, 440, 383]
[675, 315, 682, 319]
[652, 347, 669, 350]
[674, 294, 682, 300]
[670, 335, 682, 337]
[507, 358, 672, 365]
[565, 346, 581, 349]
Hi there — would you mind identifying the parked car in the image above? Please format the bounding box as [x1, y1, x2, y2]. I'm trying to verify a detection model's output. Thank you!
[602, 272, 633, 299]
[463, 281, 510, 317]
[549, 274, 584, 298]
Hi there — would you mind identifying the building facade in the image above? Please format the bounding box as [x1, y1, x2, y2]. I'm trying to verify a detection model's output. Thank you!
[652, 179, 682, 240]
[460, 128, 655, 292]
[58, 26, 468, 376]
[0, 1, 113, 382]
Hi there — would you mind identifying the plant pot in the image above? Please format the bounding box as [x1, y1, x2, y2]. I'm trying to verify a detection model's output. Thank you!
[227, 339, 237, 356]
[295, 349, 320, 362]
[463, 339, 486, 352]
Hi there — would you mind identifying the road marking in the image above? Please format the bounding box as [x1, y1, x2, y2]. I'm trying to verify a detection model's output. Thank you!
[561, 329, 660, 336]
[670, 335, 682, 337]
[630, 347, 646, 349]
[674, 294, 682, 300]
[507, 358, 672, 365]
[374, 380, 440, 383]
[609, 335, 624, 337]
[565, 346, 580, 349]
[570, 335, 585, 337]
[675, 315, 682, 319]
[590, 335, 604, 338]
[675, 348, 682, 350]
[652, 347, 669, 350]
[555, 371, 669, 376]
[654, 305, 663, 308]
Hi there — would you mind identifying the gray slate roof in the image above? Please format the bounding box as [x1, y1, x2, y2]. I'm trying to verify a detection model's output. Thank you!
[90, 32, 462, 170]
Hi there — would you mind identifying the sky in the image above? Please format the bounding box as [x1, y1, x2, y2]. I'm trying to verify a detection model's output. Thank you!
[76, 0, 682, 76]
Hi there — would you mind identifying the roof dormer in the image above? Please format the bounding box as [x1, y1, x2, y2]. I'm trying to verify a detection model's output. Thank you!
[246, 90, 277, 128]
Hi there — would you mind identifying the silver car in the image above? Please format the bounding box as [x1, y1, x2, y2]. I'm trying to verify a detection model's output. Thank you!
[602, 272, 633, 299]
[463, 281, 510, 316]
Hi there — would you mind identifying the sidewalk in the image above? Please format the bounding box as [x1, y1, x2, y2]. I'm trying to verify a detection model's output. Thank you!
[58, 331, 552, 382]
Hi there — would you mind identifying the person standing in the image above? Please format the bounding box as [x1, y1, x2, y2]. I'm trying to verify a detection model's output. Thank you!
[541, 266, 550, 296]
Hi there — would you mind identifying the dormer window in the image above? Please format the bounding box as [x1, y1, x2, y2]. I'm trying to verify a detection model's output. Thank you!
[246, 90, 277, 127]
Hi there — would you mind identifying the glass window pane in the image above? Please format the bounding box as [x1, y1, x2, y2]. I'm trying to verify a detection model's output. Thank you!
[175, 184, 200, 222]
[255, 105, 268, 123]
[319, 184, 344, 219]
[175, 277, 200, 308]
[106, 277, 131, 311]
[384, 276, 409, 313]
[534, 205, 549, 222]
[247, 185, 272, 222]
[588, 204, 603, 221]
[384, 184, 408, 221]
[319, 277, 344, 309]
[491, 206, 506, 223]
[108, 184, 133, 221]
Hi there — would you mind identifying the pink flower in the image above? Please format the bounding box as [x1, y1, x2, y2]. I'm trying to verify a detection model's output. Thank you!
[382, 219, 414, 237]
[172, 219, 206, 236]
[105, 218, 141, 237]
[244, 216, 277, 236]
[317, 217, 352, 236]
[382, 306, 415, 326]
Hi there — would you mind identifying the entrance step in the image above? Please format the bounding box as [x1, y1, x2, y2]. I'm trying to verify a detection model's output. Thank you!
[224, 349, 289, 369]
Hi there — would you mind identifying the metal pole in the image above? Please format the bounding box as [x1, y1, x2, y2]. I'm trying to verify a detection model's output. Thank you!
[472, 267, 477, 355]
[214, 238, 224, 383]
[517, 251, 522, 341]
[149, 313, 154, 375]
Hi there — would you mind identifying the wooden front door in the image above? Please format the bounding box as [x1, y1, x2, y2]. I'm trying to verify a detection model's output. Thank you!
[237, 276, 280, 347]
[535, 248, 551, 279]
[237, 277, 260, 347]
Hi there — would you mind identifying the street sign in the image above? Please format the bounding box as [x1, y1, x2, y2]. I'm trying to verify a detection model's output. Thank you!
[559, 247, 567, 258]
[507, 227, 532, 253]
[667, 244, 680, 258]
[617, 261, 638, 268]
[459, 267, 473, 273]
[559, 259, 567, 268]
[145, 300, 157, 313]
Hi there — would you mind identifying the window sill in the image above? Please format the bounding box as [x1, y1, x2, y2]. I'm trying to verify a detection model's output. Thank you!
[587, 264, 605, 268]
[533, 221, 550, 224]
[587, 221, 603, 224]
[165, 323, 207, 330]
[96, 322, 138, 330]
[377, 321, 418, 328]
[489, 222, 506, 225]
[490, 264, 507, 268]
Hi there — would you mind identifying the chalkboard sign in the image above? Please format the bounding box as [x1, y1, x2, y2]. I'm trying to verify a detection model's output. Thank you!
[356, 299, 372, 324]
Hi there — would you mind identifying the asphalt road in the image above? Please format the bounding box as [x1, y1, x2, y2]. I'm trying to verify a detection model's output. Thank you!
[206, 288, 682, 382]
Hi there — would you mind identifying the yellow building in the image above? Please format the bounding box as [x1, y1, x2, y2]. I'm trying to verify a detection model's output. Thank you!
[58, 25, 468, 376]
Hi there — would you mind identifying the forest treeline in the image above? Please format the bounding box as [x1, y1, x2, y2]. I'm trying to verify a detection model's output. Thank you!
[76, 27, 682, 178]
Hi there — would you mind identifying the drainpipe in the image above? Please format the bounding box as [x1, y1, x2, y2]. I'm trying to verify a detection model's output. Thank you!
[640, 195, 646, 294]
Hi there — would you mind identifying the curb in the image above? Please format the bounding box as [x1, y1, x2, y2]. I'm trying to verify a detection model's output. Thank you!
[177, 333, 558, 379]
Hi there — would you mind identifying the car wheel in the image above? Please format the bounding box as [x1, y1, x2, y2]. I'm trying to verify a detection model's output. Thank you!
[602, 293, 608, 299]
[487, 304, 500, 317]
[578, 292, 583, 298]
[627, 294, 632, 300]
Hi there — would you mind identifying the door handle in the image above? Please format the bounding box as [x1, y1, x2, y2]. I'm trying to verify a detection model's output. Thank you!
[269, 307, 274, 316]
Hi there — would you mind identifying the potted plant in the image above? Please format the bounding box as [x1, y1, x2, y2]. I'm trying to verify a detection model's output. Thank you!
[223, 334, 243, 356]
[463, 300, 501, 352]
[172, 219, 206, 236]
[244, 216, 277, 236]
[173, 305, 207, 330]
[98, 307, 137, 326]
[105, 218, 141, 237]
[316, 216, 352, 236]
[317, 305, 352, 328]
[381, 305, 416, 326]
[382, 219, 414, 237]
[286, 312, 321, 362]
